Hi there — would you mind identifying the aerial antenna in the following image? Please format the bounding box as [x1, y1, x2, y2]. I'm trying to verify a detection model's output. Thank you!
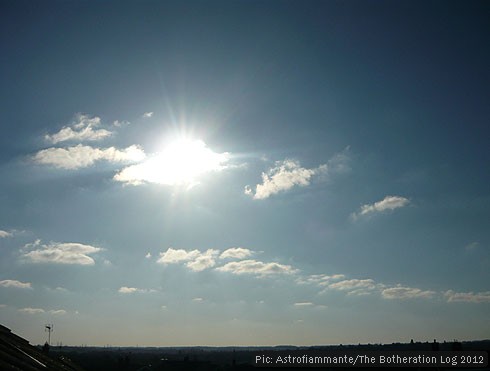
[45, 324, 54, 345]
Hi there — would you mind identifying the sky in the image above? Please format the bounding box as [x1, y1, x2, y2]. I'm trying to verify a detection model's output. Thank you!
[0, 0, 489, 347]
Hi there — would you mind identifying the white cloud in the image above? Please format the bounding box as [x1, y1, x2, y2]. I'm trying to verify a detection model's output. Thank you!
[22, 241, 101, 265]
[145, 252, 152, 259]
[49, 309, 67, 315]
[186, 249, 219, 272]
[381, 286, 435, 300]
[219, 247, 253, 260]
[157, 248, 219, 272]
[45, 114, 112, 144]
[0, 230, 13, 238]
[0, 304, 6, 308]
[296, 274, 345, 286]
[216, 259, 298, 276]
[294, 302, 314, 307]
[246, 159, 323, 200]
[113, 120, 130, 127]
[119, 286, 138, 294]
[246, 148, 350, 200]
[327, 279, 377, 295]
[18, 307, 45, 314]
[118, 286, 156, 294]
[444, 290, 490, 303]
[352, 195, 410, 219]
[0, 279, 32, 289]
[192, 297, 204, 302]
[33, 144, 145, 170]
[157, 248, 201, 264]
[142, 112, 154, 118]
[113, 139, 229, 186]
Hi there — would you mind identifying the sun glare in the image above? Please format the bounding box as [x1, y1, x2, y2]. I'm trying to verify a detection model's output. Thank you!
[114, 138, 229, 186]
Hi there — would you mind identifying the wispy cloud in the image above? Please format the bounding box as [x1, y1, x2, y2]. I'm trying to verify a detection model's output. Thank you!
[33, 144, 145, 170]
[17, 307, 67, 314]
[464, 242, 479, 251]
[326, 279, 378, 296]
[0, 279, 32, 289]
[245, 148, 350, 200]
[296, 274, 345, 286]
[219, 247, 253, 260]
[142, 112, 153, 118]
[444, 290, 490, 303]
[216, 259, 298, 276]
[118, 286, 156, 294]
[45, 114, 112, 144]
[49, 309, 67, 315]
[21, 240, 101, 265]
[293, 302, 314, 307]
[351, 195, 410, 220]
[113, 120, 130, 127]
[0, 230, 13, 238]
[18, 307, 45, 314]
[381, 286, 436, 300]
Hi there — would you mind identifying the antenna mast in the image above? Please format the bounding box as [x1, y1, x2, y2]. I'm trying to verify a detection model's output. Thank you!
[45, 324, 54, 345]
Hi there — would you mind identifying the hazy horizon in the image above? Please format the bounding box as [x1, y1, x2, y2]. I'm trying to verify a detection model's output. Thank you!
[1, 0, 489, 347]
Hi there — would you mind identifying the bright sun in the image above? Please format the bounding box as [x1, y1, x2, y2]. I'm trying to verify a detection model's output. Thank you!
[114, 138, 229, 186]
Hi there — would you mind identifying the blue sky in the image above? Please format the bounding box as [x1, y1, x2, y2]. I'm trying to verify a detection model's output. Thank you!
[0, 0, 489, 346]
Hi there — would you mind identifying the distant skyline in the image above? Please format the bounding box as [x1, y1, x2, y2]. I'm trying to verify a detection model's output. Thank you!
[1, 0, 489, 346]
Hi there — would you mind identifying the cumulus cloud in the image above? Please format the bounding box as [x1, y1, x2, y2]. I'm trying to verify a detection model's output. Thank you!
[193, 297, 204, 302]
[245, 160, 323, 200]
[0, 230, 13, 238]
[186, 250, 219, 272]
[351, 195, 410, 219]
[157, 248, 219, 272]
[18, 307, 45, 314]
[118, 286, 155, 294]
[444, 290, 490, 303]
[245, 148, 350, 200]
[22, 241, 101, 265]
[219, 247, 253, 260]
[142, 112, 153, 118]
[381, 286, 436, 300]
[157, 248, 202, 264]
[216, 259, 298, 276]
[0, 279, 32, 289]
[45, 114, 112, 144]
[33, 144, 145, 170]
